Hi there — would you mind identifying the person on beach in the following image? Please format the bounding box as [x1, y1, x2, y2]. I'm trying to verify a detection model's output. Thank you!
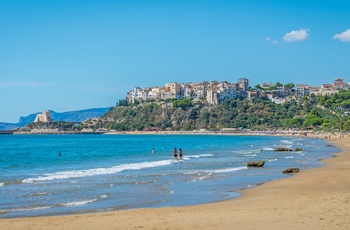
[173, 148, 178, 160]
[179, 148, 183, 160]
[152, 148, 155, 154]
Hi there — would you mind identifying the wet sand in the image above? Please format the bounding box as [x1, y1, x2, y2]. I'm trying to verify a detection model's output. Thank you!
[1, 136, 350, 229]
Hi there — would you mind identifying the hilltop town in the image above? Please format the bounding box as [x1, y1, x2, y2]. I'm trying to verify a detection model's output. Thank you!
[124, 78, 350, 105]
[7, 77, 350, 134]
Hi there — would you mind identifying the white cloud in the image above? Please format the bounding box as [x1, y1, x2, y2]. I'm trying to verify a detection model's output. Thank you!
[260, 36, 279, 45]
[283, 29, 309, 42]
[333, 29, 350, 42]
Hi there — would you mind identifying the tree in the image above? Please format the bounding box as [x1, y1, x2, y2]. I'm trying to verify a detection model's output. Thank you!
[254, 84, 262, 91]
[284, 83, 295, 89]
[116, 99, 128, 107]
[303, 114, 323, 127]
[275, 82, 283, 87]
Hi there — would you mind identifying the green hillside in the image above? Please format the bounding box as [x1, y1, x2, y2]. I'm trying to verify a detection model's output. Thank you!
[82, 90, 350, 132]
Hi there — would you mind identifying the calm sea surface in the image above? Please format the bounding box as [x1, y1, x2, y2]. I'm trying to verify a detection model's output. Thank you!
[0, 134, 339, 218]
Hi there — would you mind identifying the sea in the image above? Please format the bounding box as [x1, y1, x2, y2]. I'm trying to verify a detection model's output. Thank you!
[0, 134, 339, 218]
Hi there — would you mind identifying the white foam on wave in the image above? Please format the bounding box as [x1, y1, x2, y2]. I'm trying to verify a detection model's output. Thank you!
[0, 206, 52, 213]
[60, 198, 98, 207]
[267, 158, 278, 162]
[188, 173, 212, 182]
[235, 149, 261, 155]
[23, 159, 174, 183]
[244, 154, 257, 157]
[209, 166, 248, 173]
[183, 170, 213, 182]
[0, 182, 3, 186]
[280, 140, 293, 145]
[261, 147, 274, 151]
[285, 156, 294, 159]
[186, 153, 213, 159]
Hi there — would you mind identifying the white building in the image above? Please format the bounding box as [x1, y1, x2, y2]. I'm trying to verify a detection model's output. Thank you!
[296, 84, 310, 99]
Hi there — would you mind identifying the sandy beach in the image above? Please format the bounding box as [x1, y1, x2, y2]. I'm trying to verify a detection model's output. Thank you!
[1, 135, 349, 230]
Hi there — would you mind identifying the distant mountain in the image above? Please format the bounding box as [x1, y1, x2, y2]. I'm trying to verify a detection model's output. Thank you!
[0, 123, 22, 130]
[49, 108, 111, 123]
[0, 107, 111, 130]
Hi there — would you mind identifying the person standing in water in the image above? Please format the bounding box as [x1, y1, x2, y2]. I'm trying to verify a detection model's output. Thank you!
[173, 148, 178, 160]
[152, 148, 155, 154]
[179, 148, 183, 160]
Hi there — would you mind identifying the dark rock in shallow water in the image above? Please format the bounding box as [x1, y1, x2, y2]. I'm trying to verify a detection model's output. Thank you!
[247, 161, 265, 167]
[294, 148, 303, 151]
[283, 168, 300, 174]
[275, 147, 293, 151]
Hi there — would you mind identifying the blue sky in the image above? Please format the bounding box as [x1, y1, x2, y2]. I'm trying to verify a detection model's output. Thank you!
[1, 0, 349, 122]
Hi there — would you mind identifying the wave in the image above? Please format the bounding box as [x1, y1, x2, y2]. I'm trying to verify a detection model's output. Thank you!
[184, 166, 247, 182]
[0, 205, 52, 214]
[209, 166, 248, 173]
[267, 158, 278, 162]
[28, 192, 48, 197]
[261, 147, 274, 151]
[22, 153, 214, 183]
[60, 199, 98, 207]
[188, 174, 212, 182]
[285, 156, 294, 159]
[23, 159, 174, 183]
[0, 180, 23, 186]
[185, 153, 214, 159]
[234, 149, 261, 155]
[60, 194, 107, 207]
[134, 180, 158, 185]
[280, 140, 293, 145]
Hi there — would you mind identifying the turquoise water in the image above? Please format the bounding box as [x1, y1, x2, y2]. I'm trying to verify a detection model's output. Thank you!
[0, 134, 339, 218]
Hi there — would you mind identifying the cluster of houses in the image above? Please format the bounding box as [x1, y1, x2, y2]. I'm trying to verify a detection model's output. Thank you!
[296, 78, 349, 98]
[125, 78, 350, 105]
[126, 78, 249, 105]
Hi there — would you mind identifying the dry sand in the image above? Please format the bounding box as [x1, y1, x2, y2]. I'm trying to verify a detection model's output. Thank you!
[1, 136, 350, 230]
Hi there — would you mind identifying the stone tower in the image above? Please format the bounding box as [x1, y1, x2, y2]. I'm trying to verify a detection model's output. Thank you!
[34, 110, 52, 123]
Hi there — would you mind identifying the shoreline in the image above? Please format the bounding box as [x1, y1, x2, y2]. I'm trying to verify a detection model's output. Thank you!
[1, 135, 349, 229]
